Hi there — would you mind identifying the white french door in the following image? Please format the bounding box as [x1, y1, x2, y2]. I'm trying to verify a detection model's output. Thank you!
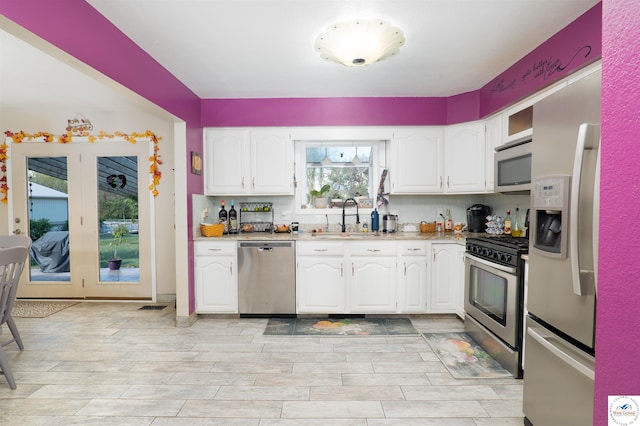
[8, 138, 153, 299]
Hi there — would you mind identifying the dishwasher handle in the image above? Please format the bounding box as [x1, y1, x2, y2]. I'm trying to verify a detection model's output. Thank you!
[238, 241, 295, 249]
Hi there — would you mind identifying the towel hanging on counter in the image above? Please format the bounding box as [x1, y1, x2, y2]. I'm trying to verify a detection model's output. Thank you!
[376, 169, 389, 208]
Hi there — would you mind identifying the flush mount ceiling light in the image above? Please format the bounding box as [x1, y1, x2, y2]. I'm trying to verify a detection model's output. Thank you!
[314, 19, 405, 67]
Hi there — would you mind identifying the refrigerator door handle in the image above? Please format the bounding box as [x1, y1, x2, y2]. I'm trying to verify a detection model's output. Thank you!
[570, 123, 600, 296]
[527, 326, 594, 380]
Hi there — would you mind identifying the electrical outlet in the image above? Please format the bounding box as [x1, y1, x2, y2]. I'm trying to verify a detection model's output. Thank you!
[202, 208, 209, 220]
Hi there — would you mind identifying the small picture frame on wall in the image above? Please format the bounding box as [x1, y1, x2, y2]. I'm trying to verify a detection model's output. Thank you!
[191, 151, 202, 175]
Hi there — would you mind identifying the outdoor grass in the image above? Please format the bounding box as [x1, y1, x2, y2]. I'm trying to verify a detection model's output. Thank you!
[99, 233, 140, 268]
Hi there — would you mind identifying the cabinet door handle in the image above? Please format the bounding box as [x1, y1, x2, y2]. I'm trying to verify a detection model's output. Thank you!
[433, 249, 436, 262]
[229, 262, 233, 275]
[341, 263, 343, 277]
[208, 248, 222, 252]
[407, 248, 420, 251]
[252, 177, 255, 189]
[439, 176, 443, 188]
[367, 249, 381, 252]
[314, 248, 328, 252]
[352, 263, 354, 276]
[447, 176, 450, 188]
[404, 262, 407, 275]
[241, 177, 245, 189]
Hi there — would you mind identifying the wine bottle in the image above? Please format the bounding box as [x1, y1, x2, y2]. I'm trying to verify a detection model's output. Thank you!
[218, 199, 228, 234]
[444, 208, 453, 232]
[229, 200, 238, 234]
[504, 209, 512, 235]
[512, 205, 522, 237]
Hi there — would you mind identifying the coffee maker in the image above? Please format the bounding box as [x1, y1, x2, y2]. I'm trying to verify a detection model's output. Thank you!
[466, 204, 491, 233]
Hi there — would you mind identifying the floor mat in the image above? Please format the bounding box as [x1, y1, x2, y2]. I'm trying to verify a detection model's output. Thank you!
[423, 332, 512, 379]
[11, 301, 79, 318]
[264, 317, 419, 336]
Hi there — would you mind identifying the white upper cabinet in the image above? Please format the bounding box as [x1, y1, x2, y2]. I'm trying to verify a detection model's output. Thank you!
[204, 128, 294, 195]
[484, 114, 502, 192]
[250, 129, 294, 194]
[390, 123, 486, 194]
[204, 129, 249, 195]
[443, 121, 486, 193]
[389, 127, 444, 194]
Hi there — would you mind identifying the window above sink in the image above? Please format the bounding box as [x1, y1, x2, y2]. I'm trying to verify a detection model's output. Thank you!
[294, 140, 386, 215]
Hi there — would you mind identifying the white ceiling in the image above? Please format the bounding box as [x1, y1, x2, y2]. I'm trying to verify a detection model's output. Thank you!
[1, 0, 600, 112]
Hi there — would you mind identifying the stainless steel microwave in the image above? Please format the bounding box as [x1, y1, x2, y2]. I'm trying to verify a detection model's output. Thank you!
[494, 138, 532, 193]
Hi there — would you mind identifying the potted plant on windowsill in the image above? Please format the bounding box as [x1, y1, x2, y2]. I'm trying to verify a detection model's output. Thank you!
[108, 224, 129, 270]
[310, 184, 330, 209]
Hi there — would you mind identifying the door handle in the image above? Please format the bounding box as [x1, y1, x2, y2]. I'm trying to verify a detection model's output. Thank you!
[13, 229, 22, 235]
[570, 123, 599, 296]
[527, 326, 594, 380]
[258, 247, 273, 252]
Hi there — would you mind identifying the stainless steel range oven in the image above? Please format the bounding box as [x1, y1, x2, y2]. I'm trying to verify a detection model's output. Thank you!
[464, 236, 528, 378]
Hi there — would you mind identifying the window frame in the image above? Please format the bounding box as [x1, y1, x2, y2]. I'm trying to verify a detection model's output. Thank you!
[294, 139, 387, 215]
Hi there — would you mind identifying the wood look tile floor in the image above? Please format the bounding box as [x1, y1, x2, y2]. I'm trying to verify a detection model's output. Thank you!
[0, 303, 524, 425]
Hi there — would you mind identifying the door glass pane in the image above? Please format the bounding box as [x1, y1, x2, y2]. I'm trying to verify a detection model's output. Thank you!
[26, 157, 71, 282]
[98, 156, 140, 282]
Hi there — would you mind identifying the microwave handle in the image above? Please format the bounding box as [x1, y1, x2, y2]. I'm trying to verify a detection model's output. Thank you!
[569, 123, 600, 296]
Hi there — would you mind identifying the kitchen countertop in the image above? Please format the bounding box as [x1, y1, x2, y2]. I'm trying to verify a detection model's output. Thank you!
[194, 231, 483, 244]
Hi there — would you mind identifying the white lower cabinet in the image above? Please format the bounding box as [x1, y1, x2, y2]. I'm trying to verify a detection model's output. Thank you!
[397, 242, 429, 313]
[430, 242, 465, 314]
[194, 241, 238, 313]
[349, 242, 397, 313]
[296, 242, 345, 313]
[295, 239, 464, 315]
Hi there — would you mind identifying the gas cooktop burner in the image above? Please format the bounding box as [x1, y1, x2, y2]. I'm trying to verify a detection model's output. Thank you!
[474, 235, 529, 250]
[465, 235, 529, 268]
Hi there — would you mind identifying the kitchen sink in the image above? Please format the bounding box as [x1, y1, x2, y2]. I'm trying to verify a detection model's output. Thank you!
[308, 232, 382, 239]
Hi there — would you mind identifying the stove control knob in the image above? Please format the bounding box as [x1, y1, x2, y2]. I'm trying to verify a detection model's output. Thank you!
[504, 254, 512, 263]
[493, 252, 500, 261]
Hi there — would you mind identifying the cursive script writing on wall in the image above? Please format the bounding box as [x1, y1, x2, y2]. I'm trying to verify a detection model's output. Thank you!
[490, 45, 592, 94]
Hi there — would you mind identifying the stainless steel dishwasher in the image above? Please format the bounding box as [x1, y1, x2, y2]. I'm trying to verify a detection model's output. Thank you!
[237, 241, 296, 315]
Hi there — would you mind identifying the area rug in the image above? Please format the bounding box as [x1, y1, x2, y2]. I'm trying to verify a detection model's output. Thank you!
[264, 317, 418, 336]
[423, 332, 512, 379]
[11, 301, 78, 318]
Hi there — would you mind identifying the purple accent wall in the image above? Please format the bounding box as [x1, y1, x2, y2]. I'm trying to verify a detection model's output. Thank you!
[480, 3, 602, 116]
[446, 91, 481, 124]
[595, 0, 640, 423]
[201, 97, 447, 127]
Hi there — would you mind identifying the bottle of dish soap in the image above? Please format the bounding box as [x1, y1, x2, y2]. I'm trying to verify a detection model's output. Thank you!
[371, 208, 379, 232]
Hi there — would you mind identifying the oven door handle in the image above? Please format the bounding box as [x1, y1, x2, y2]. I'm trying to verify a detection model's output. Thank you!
[464, 253, 517, 274]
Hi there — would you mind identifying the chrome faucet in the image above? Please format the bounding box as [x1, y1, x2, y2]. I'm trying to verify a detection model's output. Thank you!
[341, 198, 360, 232]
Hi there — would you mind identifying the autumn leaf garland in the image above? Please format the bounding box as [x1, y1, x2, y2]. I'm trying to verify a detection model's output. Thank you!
[1, 130, 162, 203]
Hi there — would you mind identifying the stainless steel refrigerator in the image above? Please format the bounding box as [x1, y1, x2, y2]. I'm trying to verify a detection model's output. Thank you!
[523, 67, 600, 426]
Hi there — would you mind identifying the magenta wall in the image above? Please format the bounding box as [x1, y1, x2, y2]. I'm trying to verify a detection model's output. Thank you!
[595, 0, 640, 423]
[479, 2, 602, 116]
[201, 97, 447, 126]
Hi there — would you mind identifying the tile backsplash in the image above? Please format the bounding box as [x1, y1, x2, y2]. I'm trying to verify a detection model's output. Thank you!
[193, 193, 531, 235]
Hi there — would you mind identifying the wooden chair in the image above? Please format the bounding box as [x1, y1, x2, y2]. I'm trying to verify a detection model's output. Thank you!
[0, 245, 30, 389]
[0, 235, 31, 351]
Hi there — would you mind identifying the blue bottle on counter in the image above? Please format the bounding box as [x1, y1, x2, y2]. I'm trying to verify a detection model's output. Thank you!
[371, 208, 379, 232]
